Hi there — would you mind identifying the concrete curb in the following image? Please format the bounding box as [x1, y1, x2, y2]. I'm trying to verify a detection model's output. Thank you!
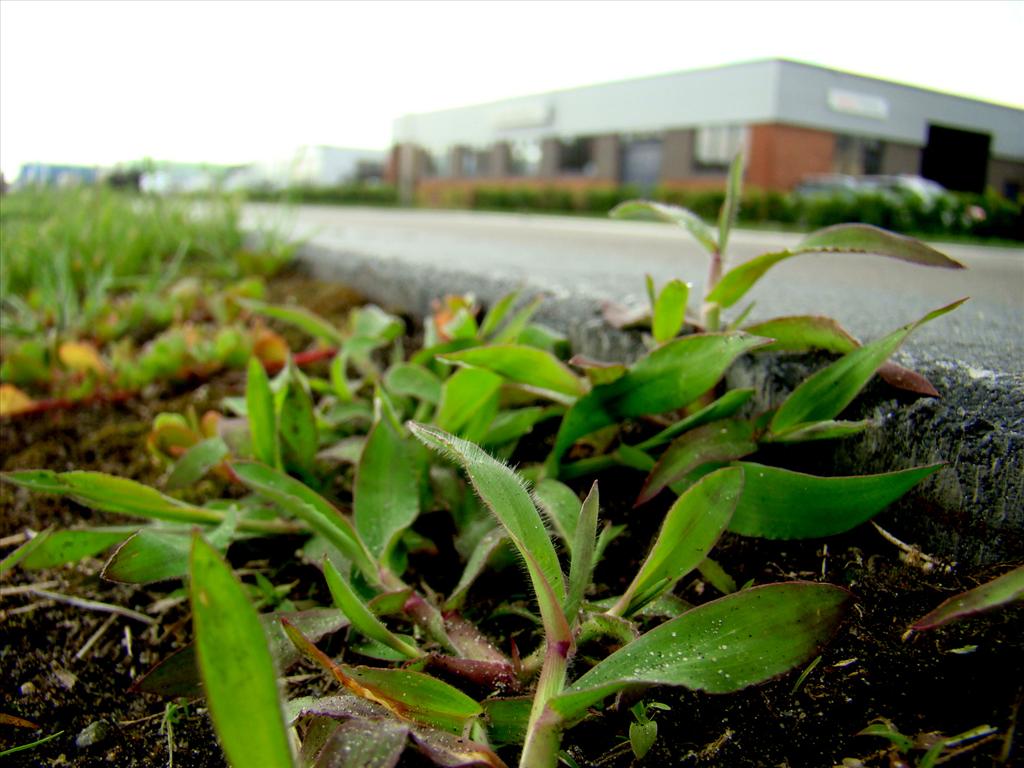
[293, 240, 1023, 568]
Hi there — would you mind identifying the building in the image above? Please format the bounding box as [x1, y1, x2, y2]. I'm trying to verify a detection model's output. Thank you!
[390, 59, 1024, 203]
[15, 163, 99, 188]
[224, 145, 386, 192]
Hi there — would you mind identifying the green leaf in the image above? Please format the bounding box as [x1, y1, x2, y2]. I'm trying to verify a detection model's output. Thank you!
[610, 200, 718, 256]
[635, 388, 755, 452]
[322, 558, 423, 659]
[1, 470, 221, 525]
[551, 583, 850, 721]
[492, 296, 543, 345]
[279, 362, 319, 480]
[762, 419, 874, 443]
[481, 697, 532, 745]
[796, 223, 968, 268]
[568, 355, 628, 387]
[615, 468, 742, 617]
[231, 461, 379, 584]
[630, 720, 658, 760]
[246, 357, 278, 467]
[166, 437, 229, 491]
[441, 345, 586, 400]
[652, 280, 690, 344]
[13, 527, 134, 570]
[350, 305, 405, 346]
[912, 565, 1024, 631]
[435, 367, 502, 440]
[770, 300, 966, 436]
[444, 527, 509, 612]
[553, 334, 768, 463]
[283, 620, 482, 735]
[707, 225, 964, 310]
[354, 399, 420, 563]
[729, 462, 942, 539]
[409, 423, 566, 609]
[637, 421, 756, 506]
[189, 535, 294, 768]
[385, 362, 442, 405]
[239, 298, 344, 344]
[532, 478, 582, 551]
[102, 529, 191, 584]
[479, 290, 522, 339]
[565, 482, 599, 621]
[742, 316, 860, 354]
[482, 406, 561, 447]
[717, 153, 744, 257]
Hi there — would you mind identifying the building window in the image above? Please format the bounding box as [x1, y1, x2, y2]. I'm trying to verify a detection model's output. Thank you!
[834, 135, 884, 175]
[695, 125, 747, 170]
[559, 137, 594, 175]
[862, 140, 883, 175]
[508, 139, 541, 176]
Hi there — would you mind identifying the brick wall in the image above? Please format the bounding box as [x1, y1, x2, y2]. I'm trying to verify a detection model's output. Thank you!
[747, 123, 835, 191]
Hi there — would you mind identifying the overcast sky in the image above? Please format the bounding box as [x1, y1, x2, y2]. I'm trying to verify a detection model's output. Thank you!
[2, 0, 1022, 178]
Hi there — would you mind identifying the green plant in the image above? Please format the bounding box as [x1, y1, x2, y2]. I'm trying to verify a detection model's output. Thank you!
[1, 156, 974, 767]
[852, 718, 998, 767]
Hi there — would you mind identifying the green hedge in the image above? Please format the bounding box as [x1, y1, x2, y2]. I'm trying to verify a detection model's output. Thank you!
[246, 182, 1022, 241]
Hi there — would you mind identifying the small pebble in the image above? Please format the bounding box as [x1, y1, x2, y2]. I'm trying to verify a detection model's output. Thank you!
[20, 681, 36, 695]
[76, 720, 111, 748]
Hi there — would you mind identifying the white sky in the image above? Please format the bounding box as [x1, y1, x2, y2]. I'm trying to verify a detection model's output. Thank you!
[2, 0, 1022, 178]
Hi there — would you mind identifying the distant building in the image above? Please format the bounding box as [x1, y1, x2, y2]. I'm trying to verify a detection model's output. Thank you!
[225, 145, 386, 191]
[390, 59, 1024, 202]
[16, 163, 99, 187]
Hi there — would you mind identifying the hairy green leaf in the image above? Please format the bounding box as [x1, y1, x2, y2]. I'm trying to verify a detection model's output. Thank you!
[553, 334, 767, 462]
[912, 565, 1024, 631]
[729, 462, 942, 539]
[409, 424, 566, 609]
[763, 419, 874, 443]
[610, 200, 718, 256]
[652, 279, 690, 344]
[551, 583, 850, 721]
[444, 528, 509, 611]
[616, 468, 742, 617]
[189, 536, 294, 768]
[770, 300, 965, 436]
[637, 421, 756, 506]
[441, 345, 586, 400]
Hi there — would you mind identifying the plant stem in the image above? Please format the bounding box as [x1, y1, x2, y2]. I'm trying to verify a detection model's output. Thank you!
[519, 638, 570, 768]
[702, 247, 723, 332]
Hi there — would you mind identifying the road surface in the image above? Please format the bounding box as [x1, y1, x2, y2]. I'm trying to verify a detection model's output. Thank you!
[243, 204, 1023, 372]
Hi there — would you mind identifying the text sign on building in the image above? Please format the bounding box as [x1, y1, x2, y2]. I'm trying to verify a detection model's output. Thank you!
[827, 89, 890, 120]
[490, 101, 553, 130]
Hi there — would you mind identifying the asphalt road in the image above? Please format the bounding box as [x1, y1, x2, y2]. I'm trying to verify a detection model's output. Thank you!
[243, 204, 1023, 373]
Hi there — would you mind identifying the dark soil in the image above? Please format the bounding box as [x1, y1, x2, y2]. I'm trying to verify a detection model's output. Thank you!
[2, 274, 1021, 767]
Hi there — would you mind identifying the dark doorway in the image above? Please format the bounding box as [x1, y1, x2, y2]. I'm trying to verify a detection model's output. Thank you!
[620, 137, 663, 191]
[920, 124, 991, 193]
